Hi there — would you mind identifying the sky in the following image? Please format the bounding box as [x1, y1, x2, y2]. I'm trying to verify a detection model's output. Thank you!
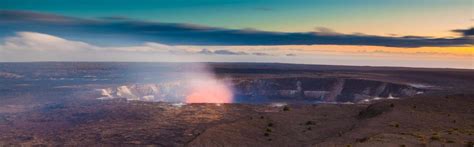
[0, 0, 472, 68]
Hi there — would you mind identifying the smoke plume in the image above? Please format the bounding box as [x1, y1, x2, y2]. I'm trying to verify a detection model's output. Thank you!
[182, 63, 234, 103]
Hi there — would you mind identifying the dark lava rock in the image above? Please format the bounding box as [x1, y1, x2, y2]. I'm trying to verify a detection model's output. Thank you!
[357, 102, 392, 119]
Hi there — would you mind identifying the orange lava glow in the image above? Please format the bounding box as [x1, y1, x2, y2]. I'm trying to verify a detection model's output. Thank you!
[185, 80, 233, 103]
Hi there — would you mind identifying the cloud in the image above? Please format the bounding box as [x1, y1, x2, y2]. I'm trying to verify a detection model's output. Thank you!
[1, 32, 95, 51]
[0, 32, 273, 61]
[0, 32, 206, 55]
[251, 52, 270, 56]
[0, 32, 186, 54]
[198, 49, 269, 56]
[213, 50, 247, 55]
[0, 10, 77, 23]
[0, 32, 471, 69]
[1, 10, 473, 48]
[313, 27, 341, 35]
[452, 27, 474, 36]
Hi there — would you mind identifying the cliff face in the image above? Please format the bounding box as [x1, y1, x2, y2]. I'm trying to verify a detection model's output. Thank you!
[96, 82, 186, 102]
[94, 77, 424, 103]
[232, 77, 423, 103]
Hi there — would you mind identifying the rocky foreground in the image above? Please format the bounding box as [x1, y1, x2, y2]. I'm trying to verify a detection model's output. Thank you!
[0, 93, 473, 146]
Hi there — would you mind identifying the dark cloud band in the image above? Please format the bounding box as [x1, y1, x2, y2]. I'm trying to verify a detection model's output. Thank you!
[1, 10, 472, 47]
[452, 28, 474, 36]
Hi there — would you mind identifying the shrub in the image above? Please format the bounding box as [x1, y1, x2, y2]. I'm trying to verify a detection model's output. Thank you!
[305, 121, 316, 125]
[268, 122, 274, 127]
[264, 132, 269, 137]
[389, 122, 400, 128]
[356, 137, 369, 142]
[266, 128, 272, 132]
[283, 106, 290, 111]
[430, 136, 441, 141]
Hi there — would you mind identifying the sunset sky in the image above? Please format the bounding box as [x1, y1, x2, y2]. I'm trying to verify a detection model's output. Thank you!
[0, 0, 472, 68]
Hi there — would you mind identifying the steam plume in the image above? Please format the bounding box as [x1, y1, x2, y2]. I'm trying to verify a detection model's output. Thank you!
[183, 63, 234, 103]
